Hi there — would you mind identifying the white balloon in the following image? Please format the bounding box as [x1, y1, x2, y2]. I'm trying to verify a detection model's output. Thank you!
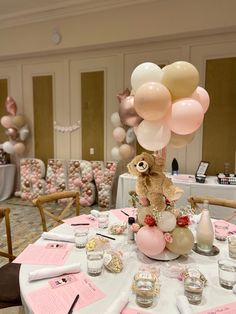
[111, 112, 121, 127]
[137, 120, 171, 151]
[131, 62, 163, 91]
[158, 211, 176, 232]
[2, 141, 15, 154]
[111, 146, 121, 160]
[126, 127, 136, 144]
[19, 125, 30, 141]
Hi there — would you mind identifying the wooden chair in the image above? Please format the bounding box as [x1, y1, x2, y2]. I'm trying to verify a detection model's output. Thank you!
[188, 195, 236, 222]
[0, 208, 15, 262]
[0, 208, 22, 309]
[32, 191, 80, 231]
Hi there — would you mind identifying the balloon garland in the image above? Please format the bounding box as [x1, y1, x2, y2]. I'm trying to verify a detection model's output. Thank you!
[20, 158, 46, 200]
[111, 89, 138, 161]
[110, 61, 210, 156]
[91, 161, 117, 210]
[68, 160, 96, 207]
[0, 96, 30, 155]
[45, 159, 67, 194]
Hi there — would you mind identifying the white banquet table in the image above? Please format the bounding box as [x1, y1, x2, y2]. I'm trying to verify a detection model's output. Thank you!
[116, 173, 236, 223]
[19, 211, 236, 314]
[0, 164, 16, 201]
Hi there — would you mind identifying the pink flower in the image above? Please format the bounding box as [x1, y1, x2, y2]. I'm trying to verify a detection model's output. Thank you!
[164, 232, 173, 243]
[131, 223, 140, 233]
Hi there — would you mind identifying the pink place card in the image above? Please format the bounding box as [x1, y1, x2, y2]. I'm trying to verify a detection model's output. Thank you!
[122, 307, 149, 314]
[26, 272, 105, 314]
[197, 301, 236, 314]
[111, 208, 136, 221]
[63, 214, 98, 227]
[13, 243, 72, 265]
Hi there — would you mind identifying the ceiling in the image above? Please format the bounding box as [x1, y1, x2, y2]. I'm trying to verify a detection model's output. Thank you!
[0, 0, 156, 28]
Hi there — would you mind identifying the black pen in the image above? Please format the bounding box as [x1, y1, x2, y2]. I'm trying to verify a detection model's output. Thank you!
[68, 294, 79, 314]
[71, 223, 90, 226]
[121, 210, 129, 217]
[96, 233, 116, 240]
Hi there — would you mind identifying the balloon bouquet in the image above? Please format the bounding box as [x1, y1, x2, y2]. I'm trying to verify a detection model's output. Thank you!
[0, 96, 30, 155]
[123, 61, 210, 259]
[111, 61, 209, 157]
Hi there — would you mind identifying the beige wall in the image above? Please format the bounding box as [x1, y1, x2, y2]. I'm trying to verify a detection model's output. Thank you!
[0, 0, 236, 58]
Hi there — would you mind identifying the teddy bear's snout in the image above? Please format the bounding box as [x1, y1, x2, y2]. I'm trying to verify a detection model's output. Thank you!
[137, 160, 149, 173]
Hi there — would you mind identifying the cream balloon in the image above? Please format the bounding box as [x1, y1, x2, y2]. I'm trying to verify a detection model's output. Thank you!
[111, 112, 121, 127]
[158, 211, 176, 232]
[134, 82, 171, 121]
[166, 226, 194, 255]
[1, 115, 14, 129]
[12, 115, 26, 129]
[162, 61, 199, 99]
[136, 120, 171, 151]
[119, 144, 133, 160]
[111, 146, 121, 160]
[169, 131, 195, 148]
[131, 62, 163, 91]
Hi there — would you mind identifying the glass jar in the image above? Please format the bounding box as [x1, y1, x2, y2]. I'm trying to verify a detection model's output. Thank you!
[74, 227, 88, 248]
[86, 250, 104, 276]
[98, 212, 109, 229]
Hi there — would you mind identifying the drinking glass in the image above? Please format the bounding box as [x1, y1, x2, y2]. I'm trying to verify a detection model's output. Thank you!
[218, 259, 236, 289]
[228, 236, 236, 259]
[98, 212, 109, 229]
[86, 250, 104, 276]
[184, 276, 204, 305]
[74, 227, 88, 248]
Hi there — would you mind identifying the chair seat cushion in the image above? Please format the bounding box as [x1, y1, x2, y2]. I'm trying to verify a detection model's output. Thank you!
[0, 263, 22, 308]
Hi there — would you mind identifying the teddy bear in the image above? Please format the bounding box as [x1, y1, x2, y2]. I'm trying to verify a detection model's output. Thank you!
[127, 152, 183, 213]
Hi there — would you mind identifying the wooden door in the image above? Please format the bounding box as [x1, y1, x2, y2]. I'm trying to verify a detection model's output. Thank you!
[81, 71, 104, 161]
[203, 57, 236, 175]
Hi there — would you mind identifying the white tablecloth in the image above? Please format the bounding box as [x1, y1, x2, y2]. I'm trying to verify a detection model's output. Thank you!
[116, 173, 236, 223]
[19, 212, 236, 314]
[0, 164, 16, 201]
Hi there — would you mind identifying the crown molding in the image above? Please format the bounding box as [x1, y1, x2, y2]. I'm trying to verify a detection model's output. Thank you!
[0, 0, 156, 29]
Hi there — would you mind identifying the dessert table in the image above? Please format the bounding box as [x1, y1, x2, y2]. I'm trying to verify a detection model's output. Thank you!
[0, 164, 16, 201]
[18, 210, 236, 314]
[116, 173, 236, 222]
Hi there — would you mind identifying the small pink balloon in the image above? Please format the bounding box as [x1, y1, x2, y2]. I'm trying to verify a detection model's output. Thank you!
[113, 127, 126, 143]
[5, 96, 17, 116]
[13, 142, 25, 154]
[1, 115, 14, 128]
[191, 86, 210, 113]
[136, 226, 166, 257]
[166, 98, 204, 135]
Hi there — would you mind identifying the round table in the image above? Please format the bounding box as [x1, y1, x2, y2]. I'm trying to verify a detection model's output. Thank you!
[19, 212, 236, 313]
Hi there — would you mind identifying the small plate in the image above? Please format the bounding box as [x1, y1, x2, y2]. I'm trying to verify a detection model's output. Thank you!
[192, 243, 220, 256]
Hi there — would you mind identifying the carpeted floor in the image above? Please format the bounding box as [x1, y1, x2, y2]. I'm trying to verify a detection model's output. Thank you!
[0, 197, 95, 267]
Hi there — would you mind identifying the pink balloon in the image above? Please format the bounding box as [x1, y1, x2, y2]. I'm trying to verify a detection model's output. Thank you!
[191, 86, 210, 113]
[136, 225, 166, 257]
[13, 142, 26, 154]
[5, 96, 17, 116]
[166, 98, 204, 135]
[1, 115, 14, 128]
[113, 127, 126, 143]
